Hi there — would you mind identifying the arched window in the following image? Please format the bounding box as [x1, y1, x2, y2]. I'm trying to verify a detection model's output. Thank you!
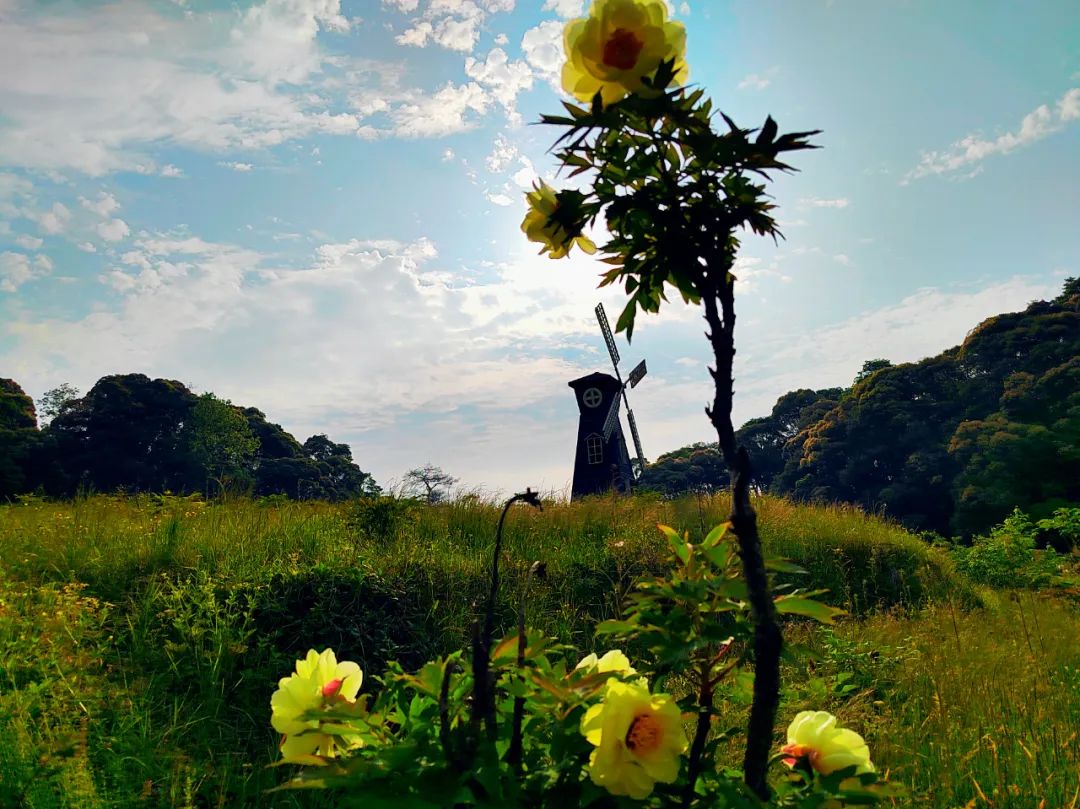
[586, 433, 603, 465]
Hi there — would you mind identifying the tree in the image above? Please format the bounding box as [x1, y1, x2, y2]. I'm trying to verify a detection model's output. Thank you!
[46, 374, 196, 494]
[403, 464, 457, 504]
[0, 379, 39, 499]
[302, 435, 380, 501]
[181, 393, 259, 494]
[772, 279, 1079, 536]
[36, 383, 80, 427]
[854, 359, 892, 385]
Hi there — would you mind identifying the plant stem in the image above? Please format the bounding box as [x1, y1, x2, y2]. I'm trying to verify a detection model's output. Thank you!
[683, 658, 715, 806]
[702, 278, 781, 801]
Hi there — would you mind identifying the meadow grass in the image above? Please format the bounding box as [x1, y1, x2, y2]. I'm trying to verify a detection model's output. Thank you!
[0, 493, 1075, 807]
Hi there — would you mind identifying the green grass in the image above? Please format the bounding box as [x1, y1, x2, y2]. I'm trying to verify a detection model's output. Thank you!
[0, 493, 1075, 807]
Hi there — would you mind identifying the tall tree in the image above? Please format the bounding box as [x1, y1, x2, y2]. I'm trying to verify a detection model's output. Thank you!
[0, 379, 39, 499]
[302, 434, 380, 501]
[403, 464, 457, 504]
[181, 393, 259, 494]
[36, 383, 80, 427]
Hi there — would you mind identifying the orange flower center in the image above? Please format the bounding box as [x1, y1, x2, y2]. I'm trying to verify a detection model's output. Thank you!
[781, 743, 823, 771]
[321, 678, 343, 697]
[625, 713, 663, 755]
[602, 28, 645, 70]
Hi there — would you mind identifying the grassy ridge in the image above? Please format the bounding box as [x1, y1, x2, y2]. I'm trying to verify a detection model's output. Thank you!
[0, 494, 1075, 808]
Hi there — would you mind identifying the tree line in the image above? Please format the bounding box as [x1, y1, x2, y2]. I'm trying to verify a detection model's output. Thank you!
[640, 278, 1080, 537]
[0, 374, 380, 501]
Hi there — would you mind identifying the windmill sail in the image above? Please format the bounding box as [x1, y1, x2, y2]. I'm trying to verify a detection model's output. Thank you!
[595, 303, 620, 369]
[626, 408, 645, 477]
[627, 359, 647, 388]
[602, 395, 621, 441]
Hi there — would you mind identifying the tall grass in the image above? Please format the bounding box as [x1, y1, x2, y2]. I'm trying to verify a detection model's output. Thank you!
[0, 493, 1072, 807]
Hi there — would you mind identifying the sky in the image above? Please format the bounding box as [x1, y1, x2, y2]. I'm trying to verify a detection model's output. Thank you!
[0, 0, 1077, 496]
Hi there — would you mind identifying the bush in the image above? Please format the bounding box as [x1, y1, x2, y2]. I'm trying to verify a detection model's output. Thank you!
[952, 508, 1063, 588]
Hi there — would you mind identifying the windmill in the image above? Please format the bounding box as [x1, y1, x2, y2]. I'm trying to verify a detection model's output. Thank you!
[567, 303, 648, 499]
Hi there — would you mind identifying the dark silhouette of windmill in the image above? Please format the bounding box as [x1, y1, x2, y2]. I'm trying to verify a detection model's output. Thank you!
[568, 303, 647, 499]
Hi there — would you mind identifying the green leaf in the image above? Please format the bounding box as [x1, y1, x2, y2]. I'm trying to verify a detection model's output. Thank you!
[764, 557, 807, 574]
[658, 523, 690, 565]
[774, 596, 847, 624]
[702, 522, 731, 549]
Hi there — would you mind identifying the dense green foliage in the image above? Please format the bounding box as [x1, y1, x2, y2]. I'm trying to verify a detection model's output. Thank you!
[0, 495, 1075, 807]
[0, 374, 379, 501]
[645, 280, 1080, 538]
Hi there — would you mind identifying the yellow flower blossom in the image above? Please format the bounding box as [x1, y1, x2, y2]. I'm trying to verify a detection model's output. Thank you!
[520, 180, 597, 259]
[562, 0, 688, 106]
[580, 678, 688, 799]
[270, 648, 365, 761]
[782, 711, 875, 775]
[575, 649, 637, 675]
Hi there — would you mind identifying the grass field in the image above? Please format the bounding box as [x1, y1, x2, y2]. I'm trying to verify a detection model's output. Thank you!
[0, 493, 1077, 808]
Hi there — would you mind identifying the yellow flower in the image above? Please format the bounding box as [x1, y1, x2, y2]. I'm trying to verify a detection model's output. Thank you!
[562, 0, 688, 106]
[575, 649, 637, 675]
[520, 180, 597, 259]
[580, 678, 688, 799]
[782, 711, 875, 775]
[270, 648, 365, 761]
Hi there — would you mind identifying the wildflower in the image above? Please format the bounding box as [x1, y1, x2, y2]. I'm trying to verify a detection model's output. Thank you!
[271, 648, 364, 761]
[562, 0, 688, 106]
[782, 711, 874, 775]
[580, 678, 688, 798]
[575, 649, 637, 675]
[521, 180, 597, 259]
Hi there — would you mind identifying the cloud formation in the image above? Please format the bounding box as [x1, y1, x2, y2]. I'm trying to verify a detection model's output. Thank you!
[906, 87, 1080, 182]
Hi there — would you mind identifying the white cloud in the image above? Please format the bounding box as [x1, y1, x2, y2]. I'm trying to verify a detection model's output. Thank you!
[34, 202, 71, 234]
[97, 218, 130, 242]
[441, 148, 455, 161]
[77, 242, 97, 253]
[383, 0, 421, 11]
[738, 66, 780, 91]
[493, 33, 508, 45]
[799, 197, 850, 209]
[464, 48, 533, 123]
[542, 0, 583, 17]
[391, 81, 490, 137]
[220, 161, 255, 171]
[0, 251, 51, 292]
[0, 1, 370, 175]
[486, 192, 513, 206]
[521, 20, 564, 90]
[396, 20, 433, 46]
[229, 0, 351, 85]
[79, 191, 120, 217]
[485, 133, 519, 172]
[160, 164, 184, 178]
[394, 0, 514, 53]
[833, 253, 852, 266]
[906, 87, 1080, 182]
[14, 234, 43, 250]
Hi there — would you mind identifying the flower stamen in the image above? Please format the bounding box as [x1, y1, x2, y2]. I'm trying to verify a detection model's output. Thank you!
[603, 29, 644, 70]
[625, 713, 663, 754]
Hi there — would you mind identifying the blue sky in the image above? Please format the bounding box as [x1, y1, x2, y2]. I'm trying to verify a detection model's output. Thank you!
[1, 0, 1077, 495]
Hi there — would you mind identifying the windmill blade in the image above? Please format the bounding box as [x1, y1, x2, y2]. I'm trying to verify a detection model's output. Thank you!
[602, 395, 621, 441]
[626, 408, 645, 475]
[627, 359, 647, 388]
[595, 303, 620, 370]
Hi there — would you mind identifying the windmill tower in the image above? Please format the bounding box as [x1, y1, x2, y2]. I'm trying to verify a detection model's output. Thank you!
[568, 303, 648, 499]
